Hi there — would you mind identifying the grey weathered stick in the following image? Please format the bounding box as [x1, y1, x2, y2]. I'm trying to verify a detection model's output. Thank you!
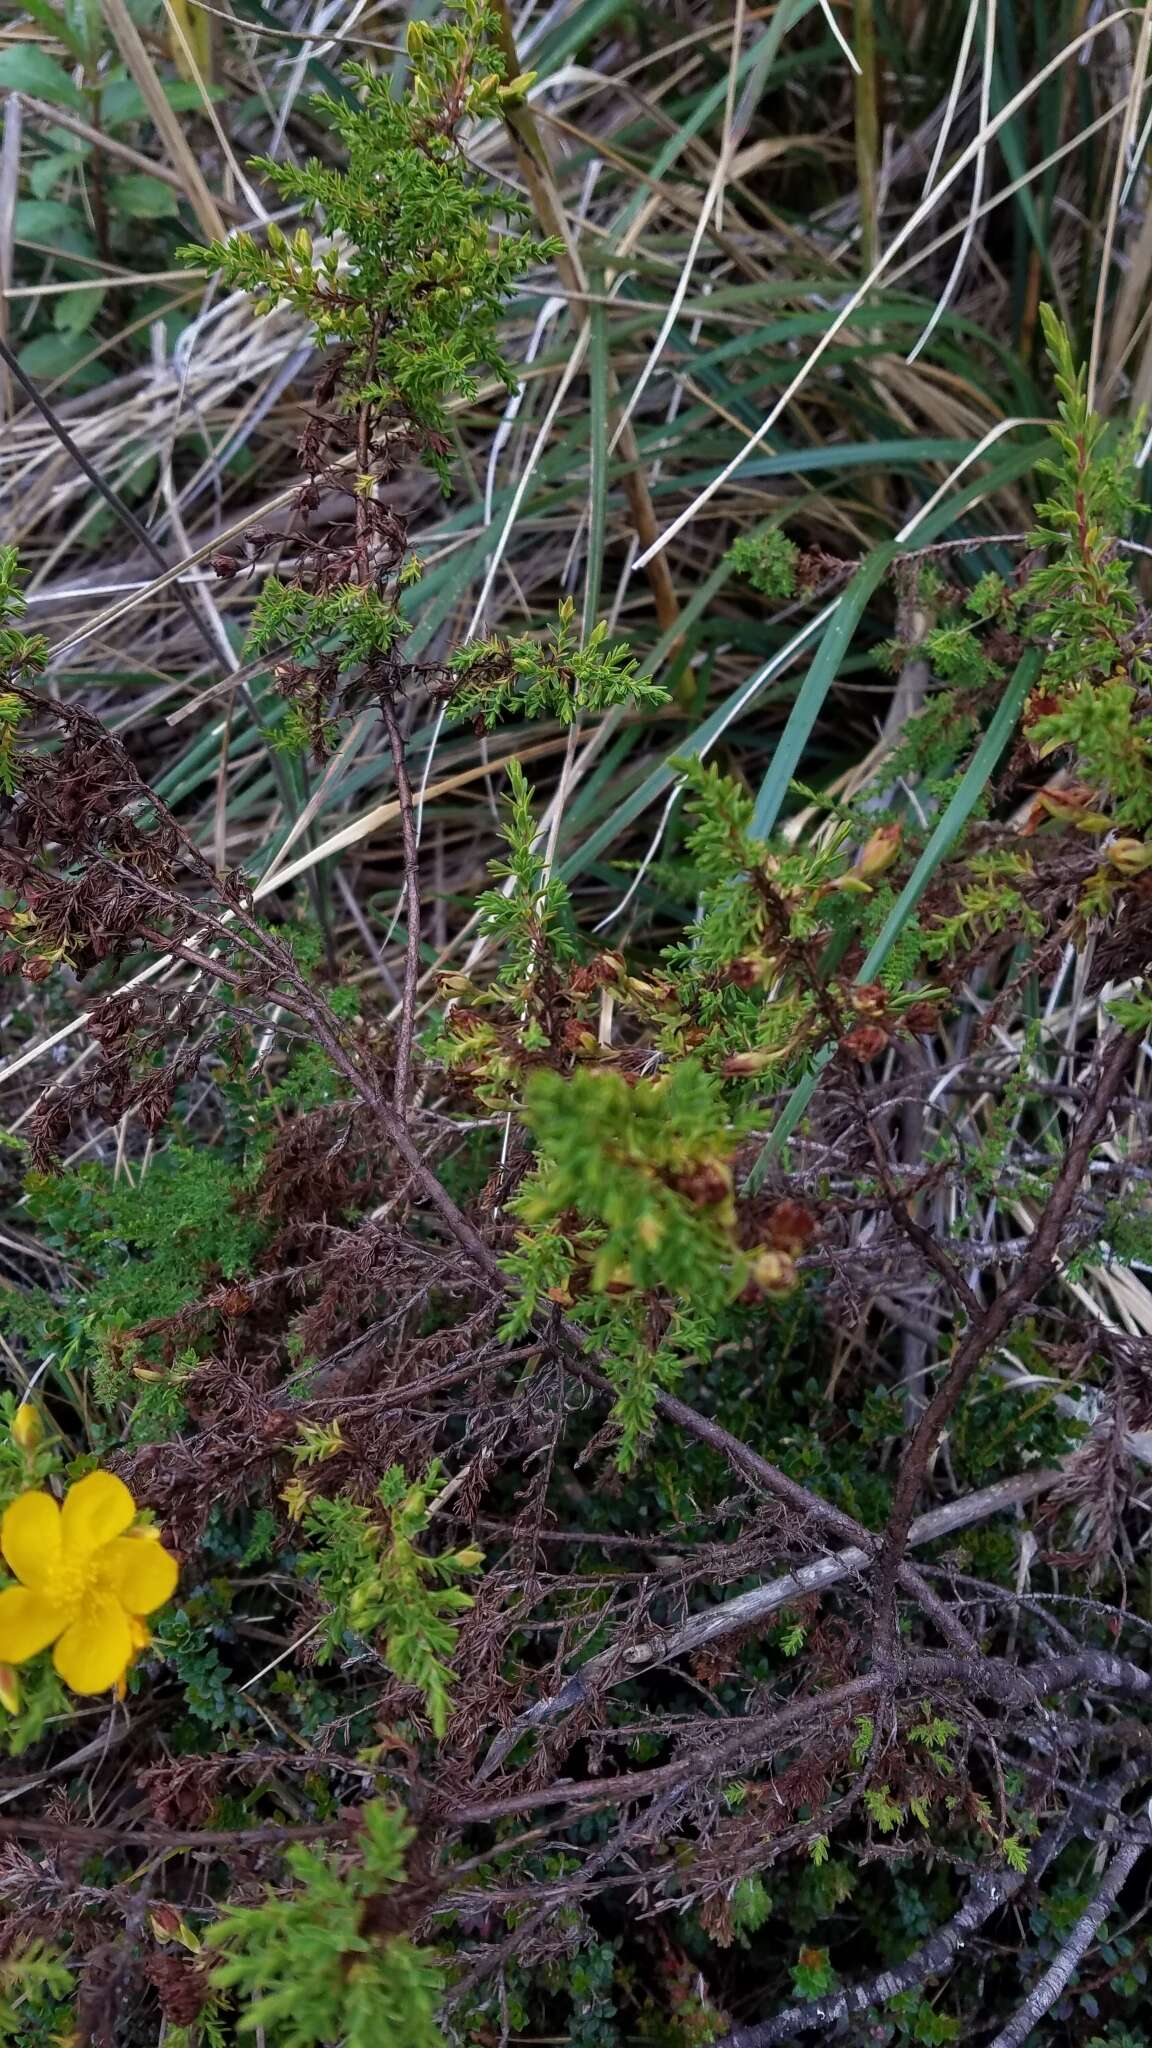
[986, 1835, 1145, 2048]
[720, 1760, 1150, 2047]
[475, 1467, 1059, 1780]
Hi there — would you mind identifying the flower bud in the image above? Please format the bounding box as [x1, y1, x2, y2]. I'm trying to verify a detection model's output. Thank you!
[748, 1249, 799, 1299]
[150, 1906, 182, 1944]
[765, 1200, 818, 1256]
[499, 69, 536, 99]
[722, 1048, 775, 1075]
[1108, 837, 1152, 875]
[853, 823, 902, 879]
[11, 1403, 42, 1454]
[903, 1000, 942, 1035]
[454, 1547, 484, 1570]
[150, 1905, 202, 1951]
[0, 1666, 20, 1715]
[725, 957, 767, 989]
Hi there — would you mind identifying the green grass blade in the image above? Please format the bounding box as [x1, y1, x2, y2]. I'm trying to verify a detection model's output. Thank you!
[745, 645, 1042, 1184]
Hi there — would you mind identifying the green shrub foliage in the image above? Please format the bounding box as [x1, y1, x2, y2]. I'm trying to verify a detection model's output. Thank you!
[2, 8, 1152, 2048]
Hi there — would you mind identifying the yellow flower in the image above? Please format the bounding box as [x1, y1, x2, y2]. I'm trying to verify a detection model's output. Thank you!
[0, 1473, 178, 1696]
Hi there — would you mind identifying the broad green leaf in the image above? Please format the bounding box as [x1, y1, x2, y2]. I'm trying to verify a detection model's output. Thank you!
[18, 0, 89, 58]
[63, 0, 102, 60]
[53, 282, 105, 337]
[99, 75, 225, 127]
[108, 173, 180, 218]
[18, 330, 112, 391]
[14, 197, 95, 257]
[28, 146, 90, 199]
[0, 44, 83, 107]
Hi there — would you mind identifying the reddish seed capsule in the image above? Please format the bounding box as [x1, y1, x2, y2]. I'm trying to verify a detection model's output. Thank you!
[722, 1048, 774, 1075]
[840, 1024, 890, 1063]
[765, 1201, 818, 1256]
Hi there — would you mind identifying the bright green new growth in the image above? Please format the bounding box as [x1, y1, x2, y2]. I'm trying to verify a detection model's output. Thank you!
[250, 579, 403, 663]
[476, 757, 578, 977]
[300, 1462, 480, 1736]
[196, 4, 555, 474]
[437, 758, 582, 1101]
[450, 596, 667, 727]
[0, 1941, 73, 2043]
[498, 1046, 748, 1466]
[1025, 304, 1152, 826]
[726, 527, 800, 602]
[513, 1061, 741, 1307]
[0, 548, 45, 703]
[184, 3, 559, 767]
[185, 4, 659, 770]
[0, 546, 33, 798]
[208, 1801, 445, 2048]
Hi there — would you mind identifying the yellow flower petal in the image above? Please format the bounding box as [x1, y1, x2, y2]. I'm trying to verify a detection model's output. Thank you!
[52, 1595, 132, 1695]
[0, 1585, 68, 1663]
[1, 1490, 62, 1589]
[102, 1535, 178, 1616]
[60, 1472, 135, 1557]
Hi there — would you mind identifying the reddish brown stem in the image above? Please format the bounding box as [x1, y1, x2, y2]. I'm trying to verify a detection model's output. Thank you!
[870, 1027, 1139, 1656]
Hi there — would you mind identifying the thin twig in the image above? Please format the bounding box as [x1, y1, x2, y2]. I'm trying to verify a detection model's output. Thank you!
[380, 697, 422, 1116]
[987, 1835, 1145, 2048]
[721, 1762, 1148, 2047]
[871, 1028, 1140, 1655]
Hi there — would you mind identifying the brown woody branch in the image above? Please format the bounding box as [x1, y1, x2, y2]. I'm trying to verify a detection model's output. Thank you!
[720, 1761, 1149, 2047]
[474, 1468, 1061, 1779]
[871, 1026, 1140, 1655]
